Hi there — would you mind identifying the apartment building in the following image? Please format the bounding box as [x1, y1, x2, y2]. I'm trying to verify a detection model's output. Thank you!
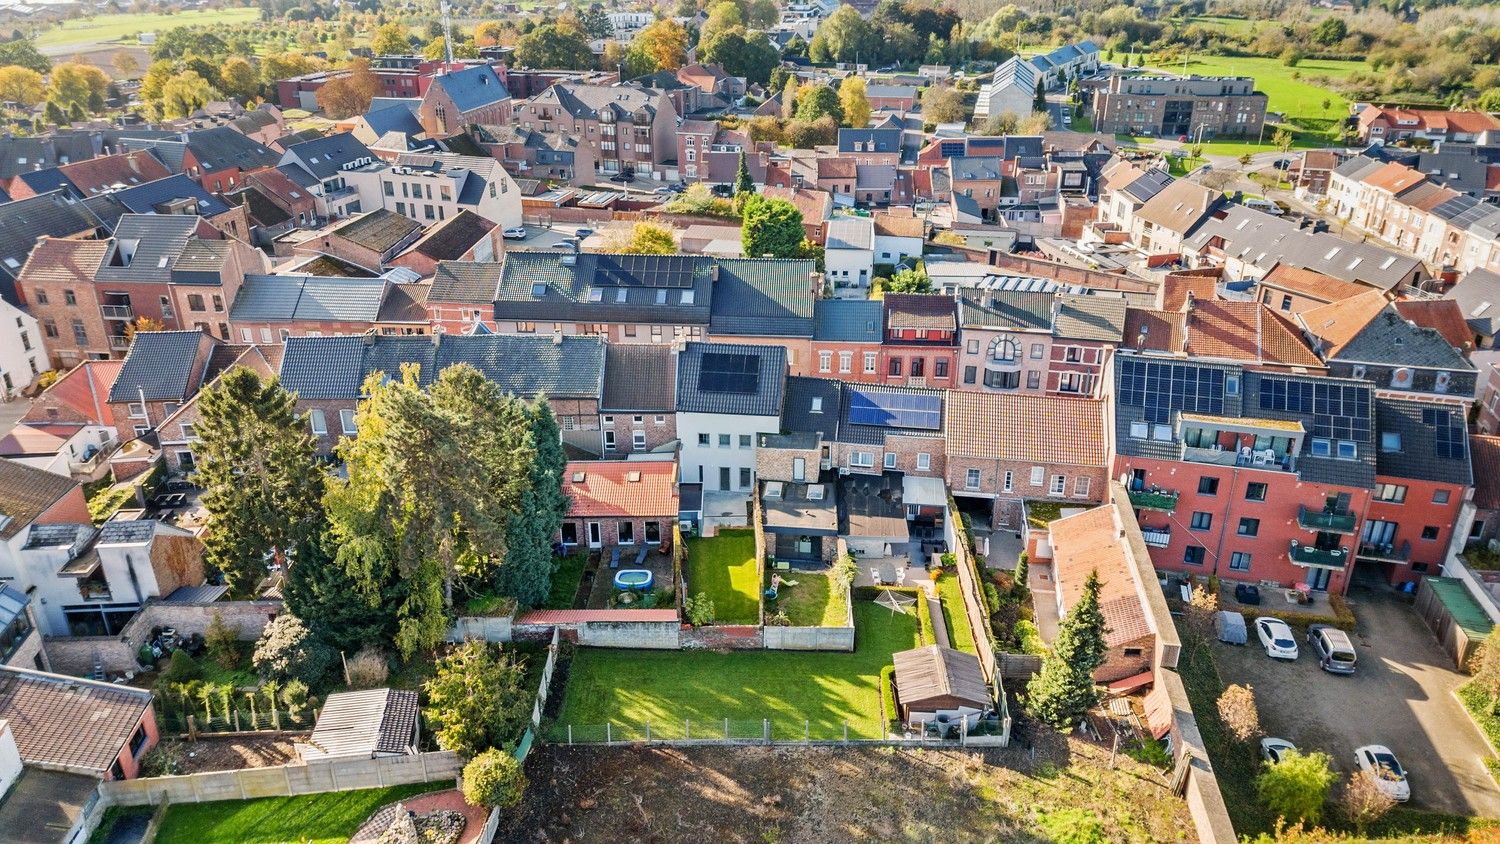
[277, 133, 377, 220]
[1092, 74, 1267, 139]
[956, 290, 1125, 396]
[347, 151, 522, 229]
[510, 82, 678, 181]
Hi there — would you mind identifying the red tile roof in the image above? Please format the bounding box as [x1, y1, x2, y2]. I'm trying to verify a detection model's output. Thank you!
[22, 359, 122, 426]
[57, 151, 170, 196]
[1160, 268, 1219, 311]
[1048, 506, 1152, 649]
[1362, 161, 1427, 195]
[563, 460, 678, 518]
[517, 609, 679, 624]
[946, 392, 1106, 466]
[1394, 300, 1472, 353]
[1184, 300, 1323, 369]
[1298, 289, 1389, 357]
[0, 667, 153, 774]
[1261, 262, 1367, 305]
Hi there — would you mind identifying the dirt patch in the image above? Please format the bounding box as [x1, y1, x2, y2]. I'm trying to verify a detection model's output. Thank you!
[170, 736, 303, 773]
[502, 735, 1191, 843]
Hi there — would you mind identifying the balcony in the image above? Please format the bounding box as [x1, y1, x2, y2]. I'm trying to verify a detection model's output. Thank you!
[1141, 525, 1171, 548]
[1182, 444, 1294, 471]
[1288, 540, 1349, 569]
[1129, 488, 1179, 512]
[1297, 506, 1357, 534]
[108, 335, 130, 351]
[100, 304, 133, 320]
[1358, 541, 1411, 564]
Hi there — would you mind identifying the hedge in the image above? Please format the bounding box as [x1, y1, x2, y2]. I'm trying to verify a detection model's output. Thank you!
[1250, 593, 1356, 631]
[880, 664, 898, 729]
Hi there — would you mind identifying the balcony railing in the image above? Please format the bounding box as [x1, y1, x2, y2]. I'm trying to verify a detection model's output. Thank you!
[1183, 445, 1294, 471]
[1129, 488, 1179, 512]
[1289, 540, 1348, 568]
[1182, 445, 1239, 466]
[1297, 506, 1357, 534]
[1141, 526, 1171, 548]
[100, 304, 133, 320]
[108, 335, 130, 351]
[1358, 541, 1411, 564]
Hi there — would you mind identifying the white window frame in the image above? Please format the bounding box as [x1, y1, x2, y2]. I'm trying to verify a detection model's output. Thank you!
[308, 409, 327, 436]
[965, 468, 981, 490]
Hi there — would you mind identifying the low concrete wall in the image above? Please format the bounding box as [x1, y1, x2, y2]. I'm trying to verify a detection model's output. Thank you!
[1160, 667, 1237, 844]
[681, 625, 762, 650]
[763, 625, 854, 651]
[99, 751, 463, 807]
[448, 615, 513, 643]
[43, 635, 139, 676]
[577, 621, 681, 649]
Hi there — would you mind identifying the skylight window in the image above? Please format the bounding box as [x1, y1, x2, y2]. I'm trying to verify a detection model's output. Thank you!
[680, 290, 695, 304]
[1347, 257, 1361, 270]
[615, 288, 627, 303]
[656, 289, 667, 304]
[588, 288, 603, 302]
[1323, 247, 1341, 260]
[1380, 256, 1396, 269]
[531, 282, 547, 297]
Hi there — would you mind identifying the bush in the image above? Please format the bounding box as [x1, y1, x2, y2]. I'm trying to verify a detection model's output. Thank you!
[423, 641, 531, 757]
[346, 646, 389, 689]
[1016, 620, 1047, 655]
[1256, 749, 1336, 825]
[684, 591, 715, 627]
[159, 649, 203, 685]
[138, 742, 185, 777]
[880, 664, 897, 726]
[205, 611, 241, 670]
[462, 748, 527, 809]
[253, 613, 336, 688]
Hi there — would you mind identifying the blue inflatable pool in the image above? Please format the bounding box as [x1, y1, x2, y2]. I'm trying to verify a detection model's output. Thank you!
[614, 569, 654, 590]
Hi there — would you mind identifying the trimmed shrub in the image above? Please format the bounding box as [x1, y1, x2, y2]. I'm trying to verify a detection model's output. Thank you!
[462, 748, 527, 809]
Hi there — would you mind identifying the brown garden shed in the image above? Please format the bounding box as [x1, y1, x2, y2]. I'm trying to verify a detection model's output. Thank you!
[1414, 576, 1493, 670]
[892, 644, 991, 728]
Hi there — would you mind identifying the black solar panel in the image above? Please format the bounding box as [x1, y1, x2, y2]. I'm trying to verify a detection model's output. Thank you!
[698, 352, 760, 394]
[1117, 359, 1225, 424]
[1259, 378, 1370, 442]
[1424, 407, 1466, 459]
[848, 389, 942, 430]
[592, 254, 698, 288]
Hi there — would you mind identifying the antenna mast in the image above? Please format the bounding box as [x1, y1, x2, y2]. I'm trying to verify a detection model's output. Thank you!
[441, 0, 454, 67]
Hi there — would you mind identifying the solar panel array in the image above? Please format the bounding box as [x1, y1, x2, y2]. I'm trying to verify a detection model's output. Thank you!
[847, 389, 942, 430]
[1117, 359, 1226, 424]
[698, 352, 760, 395]
[1424, 407, 1466, 459]
[1258, 378, 1370, 442]
[592, 254, 699, 288]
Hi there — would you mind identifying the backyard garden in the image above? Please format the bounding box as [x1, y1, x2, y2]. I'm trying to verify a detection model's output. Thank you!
[684, 529, 761, 624]
[148, 782, 450, 844]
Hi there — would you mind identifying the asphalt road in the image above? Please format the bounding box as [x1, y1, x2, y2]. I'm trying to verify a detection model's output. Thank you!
[1215, 590, 1500, 817]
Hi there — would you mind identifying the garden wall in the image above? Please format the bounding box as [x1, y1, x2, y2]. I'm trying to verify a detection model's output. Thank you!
[44, 635, 138, 676]
[762, 625, 854, 651]
[680, 624, 762, 650]
[448, 615, 513, 643]
[577, 620, 681, 649]
[45, 599, 281, 676]
[99, 751, 463, 807]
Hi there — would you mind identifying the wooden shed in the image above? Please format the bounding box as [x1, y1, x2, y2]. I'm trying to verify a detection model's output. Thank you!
[892, 645, 991, 727]
[1414, 577, 1493, 670]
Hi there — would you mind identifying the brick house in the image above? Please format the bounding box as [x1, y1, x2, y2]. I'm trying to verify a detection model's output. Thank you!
[559, 460, 678, 550]
[881, 294, 957, 389]
[157, 345, 281, 473]
[761, 186, 833, 243]
[14, 238, 112, 368]
[228, 275, 430, 344]
[106, 330, 222, 442]
[810, 299, 884, 384]
[957, 291, 1124, 396]
[389, 210, 503, 278]
[177, 127, 282, 195]
[510, 82, 678, 181]
[598, 344, 677, 457]
[243, 168, 319, 228]
[417, 65, 512, 139]
[1045, 503, 1158, 683]
[837, 129, 902, 166]
[0, 666, 158, 780]
[705, 258, 816, 374]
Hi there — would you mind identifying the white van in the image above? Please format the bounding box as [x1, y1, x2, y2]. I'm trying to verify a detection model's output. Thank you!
[1307, 624, 1357, 674]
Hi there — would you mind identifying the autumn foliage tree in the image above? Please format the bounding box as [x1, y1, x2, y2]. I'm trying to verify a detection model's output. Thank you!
[0, 65, 43, 108]
[315, 58, 381, 119]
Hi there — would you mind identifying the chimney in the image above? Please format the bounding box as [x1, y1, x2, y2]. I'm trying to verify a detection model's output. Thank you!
[552, 332, 563, 346]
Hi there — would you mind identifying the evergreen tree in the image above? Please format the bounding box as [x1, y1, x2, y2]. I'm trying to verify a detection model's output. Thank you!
[1033, 77, 1047, 112]
[195, 368, 325, 595]
[741, 194, 805, 258]
[283, 537, 402, 654]
[733, 150, 754, 197]
[497, 397, 568, 607]
[1025, 569, 1107, 728]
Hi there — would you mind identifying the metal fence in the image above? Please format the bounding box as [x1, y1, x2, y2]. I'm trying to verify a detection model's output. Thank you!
[511, 627, 560, 765]
[549, 715, 1008, 747]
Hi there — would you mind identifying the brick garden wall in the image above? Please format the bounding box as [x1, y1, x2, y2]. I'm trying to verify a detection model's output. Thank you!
[99, 751, 463, 807]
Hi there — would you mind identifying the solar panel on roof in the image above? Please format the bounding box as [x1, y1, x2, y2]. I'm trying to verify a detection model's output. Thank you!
[698, 351, 760, 394]
[1259, 378, 1369, 442]
[1117, 359, 1225, 424]
[593, 254, 697, 288]
[848, 389, 942, 430]
[1424, 407, 1466, 459]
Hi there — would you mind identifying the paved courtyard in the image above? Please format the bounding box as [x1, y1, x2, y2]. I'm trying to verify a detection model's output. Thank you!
[1214, 589, 1500, 817]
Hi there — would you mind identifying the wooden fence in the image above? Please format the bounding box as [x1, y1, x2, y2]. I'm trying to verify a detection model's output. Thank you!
[99, 751, 463, 807]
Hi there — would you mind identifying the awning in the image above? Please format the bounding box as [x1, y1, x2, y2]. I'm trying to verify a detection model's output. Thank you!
[903, 475, 948, 508]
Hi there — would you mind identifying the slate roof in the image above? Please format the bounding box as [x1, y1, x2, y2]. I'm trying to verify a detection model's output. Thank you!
[1053, 294, 1126, 342]
[707, 258, 815, 337]
[361, 102, 424, 140]
[1334, 305, 1473, 371]
[1186, 205, 1421, 291]
[601, 344, 676, 411]
[495, 252, 715, 324]
[1446, 269, 1500, 338]
[94, 214, 200, 284]
[837, 128, 901, 154]
[0, 459, 78, 540]
[280, 132, 375, 180]
[183, 126, 280, 173]
[109, 330, 212, 403]
[0, 667, 154, 775]
[947, 391, 1106, 465]
[278, 334, 604, 400]
[950, 156, 1001, 181]
[432, 65, 511, 113]
[15, 167, 75, 198]
[563, 461, 678, 517]
[813, 299, 884, 342]
[430, 261, 502, 304]
[957, 290, 1053, 331]
[111, 173, 230, 217]
[675, 341, 786, 417]
[230, 275, 389, 323]
[1134, 179, 1222, 235]
[778, 376, 843, 440]
[0, 191, 101, 304]
[1374, 399, 1471, 486]
[825, 217, 873, 251]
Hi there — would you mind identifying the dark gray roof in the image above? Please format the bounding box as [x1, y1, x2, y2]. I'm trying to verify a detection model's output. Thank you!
[780, 376, 841, 439]
[362, 102, 424, 140]
[278, 334, 604, 401]
[230, 275, 388, 323]
[675, 341, 786, 417]
[1333, 305, 1474, 371]
[23, 523, 92, 550]
[1121, 168, 1173, 202]
[1184, 205, 1421, 291]
[433, 65, 511, 113]
[495, 252, 714, 324]
[98, 518, 158, 544]
[108, 330, 210, 403]
[183, 126, 280, 173]
[94, 214, 203, 284]
[1374, 398, 1471, 486]
[708, 258, 815, 337]
[15, 167, 76, 198]
[0, 190, 100, 304]
[813, 299, 883, 342]
[601, 344, 676, 411]
[431, 261, 501, 304]
[837, 128, 901, 154]
[1445, 269, 1500, 339]
[112, 173, 230, 216]
[957, 290, 1053, 331]
[950, 156, 1001, 181]
[280, 132, 374, 181]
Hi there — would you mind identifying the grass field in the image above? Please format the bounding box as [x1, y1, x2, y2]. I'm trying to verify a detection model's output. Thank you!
[553, 600, 921, 740]
[545, 551, 588, 609]
[155, 782, 448, 844]
[1150, 54, 1367, 123]
[34, 8, 261, 52]
[768, 570, 848, 627]
[685, 529, 760, 624]
[934, 575, 977, 654]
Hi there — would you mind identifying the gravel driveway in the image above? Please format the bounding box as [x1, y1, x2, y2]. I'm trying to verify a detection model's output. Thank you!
[1213, 590, 1500, 817]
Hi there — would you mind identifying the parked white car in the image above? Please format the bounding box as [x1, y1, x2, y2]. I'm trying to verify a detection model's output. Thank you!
[1355, 745, 1411, 802]
[502, 226, 527, 240]
[1255, 617, 1299, 660]
[1260, 737, 1297, 764]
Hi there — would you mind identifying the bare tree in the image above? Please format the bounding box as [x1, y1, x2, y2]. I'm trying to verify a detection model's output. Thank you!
[1342, 770, 1397, 832]
[1216, 683, 1261, 744]
[1185, 582, 1219, 644]
[1471, 633, 1500, 713]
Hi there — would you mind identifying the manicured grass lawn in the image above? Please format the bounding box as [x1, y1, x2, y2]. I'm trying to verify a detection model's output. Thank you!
[154, 782, 448, 844]
[553, 600, 920, 740]
[35, 8, 261, 51]
[1167, 155, 1207, 176]
[1150, 54, 1366, 123]
[546, 551, 589, 609]
[935, 575, 976, 655]
[767, 570, 848, 627]
[685, 530, 760, 624]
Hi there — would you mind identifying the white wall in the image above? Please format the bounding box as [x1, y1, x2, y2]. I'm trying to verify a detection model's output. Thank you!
[0, 720, 21, 799]
[826, 246, 873, 289]
[0, 298, 42, 396]
[349, 165, 522, 230]
[874, 234, 922, 265]
[676, 411, 778, 492]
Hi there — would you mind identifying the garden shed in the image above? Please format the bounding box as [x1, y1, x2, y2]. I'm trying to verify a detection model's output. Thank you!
[297, 688, 419, 761]
[1414, 576, 1492, 669]
[892, 644, 990, 729]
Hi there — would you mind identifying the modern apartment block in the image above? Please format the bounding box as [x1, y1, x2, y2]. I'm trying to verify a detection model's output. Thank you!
[1091, 74, 1267, 139]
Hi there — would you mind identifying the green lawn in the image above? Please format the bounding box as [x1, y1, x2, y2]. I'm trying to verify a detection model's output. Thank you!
[553, 600, 920, 740]
[545, 551, 589, 609]
[34, 8, 261, 51]
[935, 575, 977, 655]
[685, 530, 760, 624]
[767, 570, 848, 627]
[1167, 155, 1207, 176]
[1149, 54, 1366, 123]
[155, 782, 448, 844]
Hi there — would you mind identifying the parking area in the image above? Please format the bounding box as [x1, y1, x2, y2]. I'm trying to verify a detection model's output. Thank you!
[1215, 590, 1500, 816]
